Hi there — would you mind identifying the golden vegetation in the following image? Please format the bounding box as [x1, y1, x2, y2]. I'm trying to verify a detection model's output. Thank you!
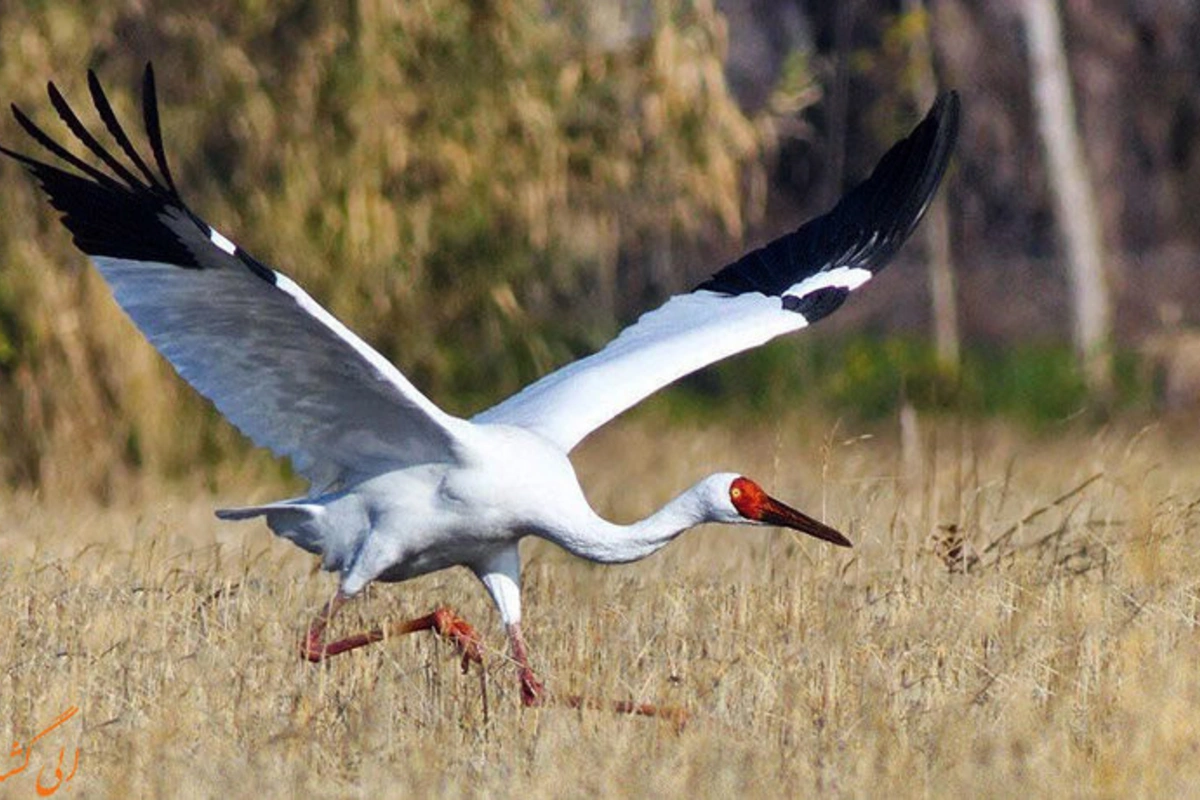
[6, 4, 1196, 797]
[4, 413, 1200, 796]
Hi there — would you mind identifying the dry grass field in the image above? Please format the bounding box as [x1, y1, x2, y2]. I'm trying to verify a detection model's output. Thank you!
[4, 409, 1200, 798]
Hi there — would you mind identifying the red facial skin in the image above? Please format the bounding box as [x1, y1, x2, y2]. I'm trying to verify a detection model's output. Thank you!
[729, 477, 851, 547]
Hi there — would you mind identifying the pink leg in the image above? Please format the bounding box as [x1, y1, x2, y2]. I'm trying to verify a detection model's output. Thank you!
[505, 622, 688, 729]
[558, 694, 690, 729]
[506, 622, 545, 706]
[300, 591, 483, 673]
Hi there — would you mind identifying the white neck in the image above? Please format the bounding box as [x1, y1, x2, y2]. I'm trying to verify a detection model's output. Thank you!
[543, 484, 716, 564]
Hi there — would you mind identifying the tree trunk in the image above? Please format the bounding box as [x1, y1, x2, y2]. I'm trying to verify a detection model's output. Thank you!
[904, 0, 960, 373]
[823, 0, 855, 206]
[1020, 0, 1113, 395]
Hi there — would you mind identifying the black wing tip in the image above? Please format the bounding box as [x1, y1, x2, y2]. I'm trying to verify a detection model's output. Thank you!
[937, 90, 961, 120]
[3, 66, 169, 191]
[141, 62, 157, 109]
[931, 89, 960, 117]
[841, 89, 961, 247]
[140, 61, 179, 196]
[1, 65, 207, 266]
[864, 87, 961, 260]
[919, 91, 961, 173]
[915, 89, 962, 201]
[5, 66, 280, 281]
[696, 89, 961, 300]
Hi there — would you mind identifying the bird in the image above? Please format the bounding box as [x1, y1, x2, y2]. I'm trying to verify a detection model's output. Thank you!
[2, 64, 959, 712]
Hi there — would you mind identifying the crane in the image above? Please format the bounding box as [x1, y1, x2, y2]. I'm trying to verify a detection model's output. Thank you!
[1, 65, 958, 713]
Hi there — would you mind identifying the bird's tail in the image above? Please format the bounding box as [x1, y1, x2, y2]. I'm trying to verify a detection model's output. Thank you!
[216, 501, 326, 556]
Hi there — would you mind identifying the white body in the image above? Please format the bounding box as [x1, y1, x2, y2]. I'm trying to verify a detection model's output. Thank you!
[229, 421, 749, 626]
[2, 67, 957, 643]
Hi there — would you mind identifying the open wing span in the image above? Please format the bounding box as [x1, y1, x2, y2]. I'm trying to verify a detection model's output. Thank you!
[477, 92, 960, 451]
[1, 65, 465, 487]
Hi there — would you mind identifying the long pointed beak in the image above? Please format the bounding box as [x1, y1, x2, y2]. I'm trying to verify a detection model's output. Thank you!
[758, 494, 852, 547]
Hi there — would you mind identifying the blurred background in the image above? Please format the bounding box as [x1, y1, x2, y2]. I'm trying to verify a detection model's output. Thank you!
[0, 0, 1197, 496]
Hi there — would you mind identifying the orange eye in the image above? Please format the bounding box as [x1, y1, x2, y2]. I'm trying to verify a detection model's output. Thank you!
[730, 477, 762, 520]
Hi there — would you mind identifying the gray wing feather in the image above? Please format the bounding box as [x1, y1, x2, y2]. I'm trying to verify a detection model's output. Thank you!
[2, 65, 466, 487]
[95, 251, 464, 485]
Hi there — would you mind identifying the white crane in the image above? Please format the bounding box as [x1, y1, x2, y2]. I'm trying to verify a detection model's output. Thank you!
[2, 65, 958, 711]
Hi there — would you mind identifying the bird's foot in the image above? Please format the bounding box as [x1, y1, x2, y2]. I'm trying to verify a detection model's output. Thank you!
[519, 667, 546, 707]
[299, 592, 361, 662]
[502, 622, 685, 727]
[559, 694, 690, 731]
[430, 607, 484, 673]
[300, 627, 326, 662]
[608, 698, 689, 731]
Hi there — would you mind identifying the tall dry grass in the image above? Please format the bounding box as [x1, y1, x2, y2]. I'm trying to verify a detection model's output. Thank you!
[3, 410, 1200, 797]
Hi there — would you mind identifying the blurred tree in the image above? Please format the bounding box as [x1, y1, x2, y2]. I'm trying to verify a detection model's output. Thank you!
[897, 1, 959, 374]
[1019, 0, 1112, 396]
[0, 0, 777, 492]
[11, 0, 1200, 493]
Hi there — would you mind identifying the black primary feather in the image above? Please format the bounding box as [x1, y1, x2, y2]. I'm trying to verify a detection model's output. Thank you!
[47, 79, 147, 191]
[140, 64, 181, 197]
[696, 92, 960, 305]
[86, 68, 165, 192]
[0, 63, 273, 283]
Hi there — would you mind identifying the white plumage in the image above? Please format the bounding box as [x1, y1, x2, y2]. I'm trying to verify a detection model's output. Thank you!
[2, 65, 958, 711]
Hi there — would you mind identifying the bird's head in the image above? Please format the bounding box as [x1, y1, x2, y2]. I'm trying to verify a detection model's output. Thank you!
[701, 473, 851, 547]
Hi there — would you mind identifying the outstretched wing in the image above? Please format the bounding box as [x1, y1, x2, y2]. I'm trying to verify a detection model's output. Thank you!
[2, 65, 467, 488]
[477, 92, 960, 452]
